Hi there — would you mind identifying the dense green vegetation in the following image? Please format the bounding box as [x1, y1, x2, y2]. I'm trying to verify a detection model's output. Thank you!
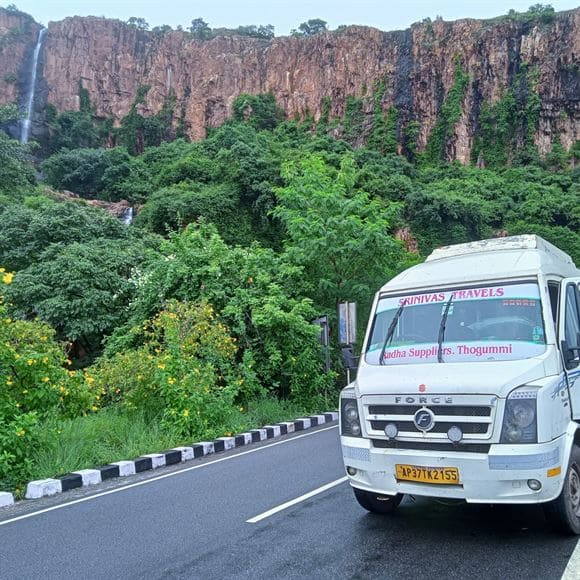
[0, 20, 579, 492]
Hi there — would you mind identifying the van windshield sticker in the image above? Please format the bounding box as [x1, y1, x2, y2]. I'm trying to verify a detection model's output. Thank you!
[368, 282, 546, 365]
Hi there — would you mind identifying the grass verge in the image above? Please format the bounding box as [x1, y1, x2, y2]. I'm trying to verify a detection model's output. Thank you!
[9, 398, 322, 497]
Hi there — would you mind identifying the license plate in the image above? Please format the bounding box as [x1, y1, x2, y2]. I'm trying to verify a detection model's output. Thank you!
[395, 464, 460, 485]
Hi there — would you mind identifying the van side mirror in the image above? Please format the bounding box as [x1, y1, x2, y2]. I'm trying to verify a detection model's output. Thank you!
[561, 339, 580, 369]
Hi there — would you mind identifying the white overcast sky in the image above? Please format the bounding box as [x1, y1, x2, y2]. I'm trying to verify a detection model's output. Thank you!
[5, 0, 580, 34]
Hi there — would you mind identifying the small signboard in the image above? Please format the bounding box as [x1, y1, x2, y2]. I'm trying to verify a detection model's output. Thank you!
[338, 302, 357, 345]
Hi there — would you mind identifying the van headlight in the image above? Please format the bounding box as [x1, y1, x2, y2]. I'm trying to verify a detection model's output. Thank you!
[340, 388, 362, 437]
[500, 388, 538, 444]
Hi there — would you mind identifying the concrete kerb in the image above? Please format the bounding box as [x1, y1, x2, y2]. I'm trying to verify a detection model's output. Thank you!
[16, 411, 338, 504]
[0, 492, 15, 507]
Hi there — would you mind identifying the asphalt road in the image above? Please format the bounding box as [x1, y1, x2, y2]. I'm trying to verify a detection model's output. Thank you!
[0, 424, 578, 579]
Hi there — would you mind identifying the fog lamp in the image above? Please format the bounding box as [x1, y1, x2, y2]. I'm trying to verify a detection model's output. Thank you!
[384, 423, 398, 439]
[527, 479, 542, 491]
[347, 466, 357, 476]
[447, 426, 463, 443]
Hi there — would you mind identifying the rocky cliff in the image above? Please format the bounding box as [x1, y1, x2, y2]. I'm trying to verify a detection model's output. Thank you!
[0, 8, 41, 109]
[0, 8, 578, 161]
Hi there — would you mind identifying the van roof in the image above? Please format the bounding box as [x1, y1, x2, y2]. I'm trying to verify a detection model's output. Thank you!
[381, 235, 579, 294]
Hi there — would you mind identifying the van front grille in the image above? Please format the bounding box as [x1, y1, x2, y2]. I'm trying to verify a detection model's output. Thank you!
[364, 395, 497, 442]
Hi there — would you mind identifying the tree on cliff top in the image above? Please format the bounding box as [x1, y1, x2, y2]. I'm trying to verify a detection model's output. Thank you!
[291, 19, 328, 37]
[189, 18, 212, 40]
[126, 17, 149, 30]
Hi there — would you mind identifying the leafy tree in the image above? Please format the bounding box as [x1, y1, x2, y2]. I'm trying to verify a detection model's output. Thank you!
[41, 147, 138, 200]
[234, 24, 275, 39]
[135, 183, 255, 245]
[257, 24, 275, 39]
[0, 105, 35, 198]
[107, 223, 333, 404]
[45, 108, 100, 151]
[291, 19, 328, 37]
[0, 270, 96, 487]
[189, 18, 212, 39]
[526, 4, 555, 23]
[0, 200, 128, 271]
[5, 238, 155, 363]
[273, 155, 407, 311]
[232, 93, 284, 130]
[152, 24, 172, 36]
[127, 17, 149, 30]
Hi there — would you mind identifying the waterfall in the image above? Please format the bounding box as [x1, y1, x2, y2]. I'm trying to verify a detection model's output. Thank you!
[121, 207, 134, 226]
[20, 28, 47, 144]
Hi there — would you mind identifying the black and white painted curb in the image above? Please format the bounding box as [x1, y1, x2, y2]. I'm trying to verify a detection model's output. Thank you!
[0, 412, 338, 508]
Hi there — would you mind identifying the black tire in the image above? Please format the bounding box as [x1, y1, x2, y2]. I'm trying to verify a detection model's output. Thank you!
[353, 487, 403, 515]
[544, 445, 580, 535]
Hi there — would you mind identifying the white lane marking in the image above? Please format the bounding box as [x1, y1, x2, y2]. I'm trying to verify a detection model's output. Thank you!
[246, 476, 348, 524]
[0, 425, 339, 527]
[562, 539, 580, 580]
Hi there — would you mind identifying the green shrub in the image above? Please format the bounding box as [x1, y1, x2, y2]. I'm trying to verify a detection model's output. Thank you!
[95, 301, 258, 438]
[0, 269, 96, 488]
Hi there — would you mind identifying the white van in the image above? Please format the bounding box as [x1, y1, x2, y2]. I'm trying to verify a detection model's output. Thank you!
[340, 235, 580, 533]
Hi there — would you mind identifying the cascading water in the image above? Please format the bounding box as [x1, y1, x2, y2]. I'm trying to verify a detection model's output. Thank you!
[20, 27, 47, 144]
[121, 207, 134, 226]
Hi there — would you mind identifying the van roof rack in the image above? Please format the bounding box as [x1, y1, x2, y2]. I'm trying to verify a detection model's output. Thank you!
[426, 235, 573, 264]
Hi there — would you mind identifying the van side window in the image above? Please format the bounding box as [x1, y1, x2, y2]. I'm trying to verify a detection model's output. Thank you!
[564, 284, 580, 358]
[548, 282, 559, 325]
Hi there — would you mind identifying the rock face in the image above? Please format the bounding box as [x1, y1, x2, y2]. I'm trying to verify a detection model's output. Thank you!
[0, 8, 578, 160]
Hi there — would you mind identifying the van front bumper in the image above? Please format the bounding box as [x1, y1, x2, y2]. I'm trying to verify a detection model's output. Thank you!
[341, 436, 566, 504]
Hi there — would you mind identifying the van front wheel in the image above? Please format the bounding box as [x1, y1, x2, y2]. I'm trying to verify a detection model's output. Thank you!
[353, 487, 403, 515]
[544, 445, 580, 535]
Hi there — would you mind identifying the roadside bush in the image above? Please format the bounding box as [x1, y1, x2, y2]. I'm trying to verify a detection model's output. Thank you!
[0, 269, 96, 488]
[106, 223, 334, 407]
[94, 301, 259, 438]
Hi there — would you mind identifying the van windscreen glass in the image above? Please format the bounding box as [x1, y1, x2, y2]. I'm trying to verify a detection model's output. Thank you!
[366, 282, 546, 365]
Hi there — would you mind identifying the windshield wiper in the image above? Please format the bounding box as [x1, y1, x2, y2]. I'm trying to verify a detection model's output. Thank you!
[437, 296, 453, 363]
[379, 303, 405, 365]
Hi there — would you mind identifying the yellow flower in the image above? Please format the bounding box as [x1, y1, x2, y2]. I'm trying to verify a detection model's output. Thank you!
[42, 377, 50, 382]
[167, 377, 176, 384]
[157, 363, 165, 370]
[86, 376, 95, 384]
[43, 357, 49, 364]
[91, 406, 99, 412]
[26, 359, 34, 366]
[2, 272, 14, 285]
[239, 406, 244, 412]
[182, 409, 190, 417]
[6, 380, 13, 386]
[59, 386, 66, 393]
[16, 429, 26, 437]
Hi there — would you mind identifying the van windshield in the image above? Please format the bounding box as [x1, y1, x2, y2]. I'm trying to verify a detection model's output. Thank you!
[365, 282, 546, 365]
